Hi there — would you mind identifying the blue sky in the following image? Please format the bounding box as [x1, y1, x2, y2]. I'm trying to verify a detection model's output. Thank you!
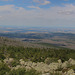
[0, 0, 75, 27]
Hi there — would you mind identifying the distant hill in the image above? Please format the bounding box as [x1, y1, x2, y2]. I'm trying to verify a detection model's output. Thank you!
[0, 32, 75, 49]
[0, 37, 50, 49]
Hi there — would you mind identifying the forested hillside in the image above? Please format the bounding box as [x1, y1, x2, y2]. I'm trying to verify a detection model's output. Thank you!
[0, 37, 75, 75]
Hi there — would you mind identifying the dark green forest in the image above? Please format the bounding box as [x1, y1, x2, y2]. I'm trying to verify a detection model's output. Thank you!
[0, 45, 75, 62]
[0, 45, 75, 75]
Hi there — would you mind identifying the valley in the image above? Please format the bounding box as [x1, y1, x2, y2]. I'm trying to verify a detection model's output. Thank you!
[0, 32, 75, 49]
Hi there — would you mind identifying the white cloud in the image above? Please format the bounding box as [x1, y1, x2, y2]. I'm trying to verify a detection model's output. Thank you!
[41, 0, 50, 5]
[33, 0, 50, 5]
[57, 4, 75, 15]
[27, 6, 40, 9]
[0, 4, 75, 27]
[57, 10, 75, 15]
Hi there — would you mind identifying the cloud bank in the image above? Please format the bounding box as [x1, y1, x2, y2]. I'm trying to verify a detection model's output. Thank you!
[0, 4, 75, 27]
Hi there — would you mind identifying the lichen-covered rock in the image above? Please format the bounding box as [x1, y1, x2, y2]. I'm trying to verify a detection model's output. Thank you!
[61, 61, 68, 69]
[14, 65, 21, 70]
[9, 58, 75, 75]
[28, 62, 50, 73]
[42, 73, 50, 75]
[25, 66, 32, 70]
[68, 58, 75, 65]
[49, 63, 59, 70]
[44, 58, 51, 65]
[66, 69, 75, 75]
[19, 59, 25, 65]
[58, 59, 62, 63]
[32, 62, 37, 67]
[26, 61, 32, 66]
[4, 58, 14, 64]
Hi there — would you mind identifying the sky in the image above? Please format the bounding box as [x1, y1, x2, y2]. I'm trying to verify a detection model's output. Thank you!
[0, 0, 75, 27]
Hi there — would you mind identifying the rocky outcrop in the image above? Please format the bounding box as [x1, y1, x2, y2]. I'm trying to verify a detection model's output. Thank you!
[3, 58, 75, 75]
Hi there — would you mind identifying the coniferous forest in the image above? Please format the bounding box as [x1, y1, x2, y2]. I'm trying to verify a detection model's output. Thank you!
[0, 37, 75, 75]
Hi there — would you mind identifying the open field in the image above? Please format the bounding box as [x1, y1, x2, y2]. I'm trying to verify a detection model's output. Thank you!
[0, 32, 75, 49]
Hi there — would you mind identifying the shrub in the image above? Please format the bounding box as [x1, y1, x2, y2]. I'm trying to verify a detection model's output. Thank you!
[0, 62, 10, 75]
[0, 54, 6, 60]
[50, 72, 62, 75]
[11, 60, 20, 67]
[70, 65, 75, 71]
[45, 57, 57, 65]
[8, 68, 40, 75]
